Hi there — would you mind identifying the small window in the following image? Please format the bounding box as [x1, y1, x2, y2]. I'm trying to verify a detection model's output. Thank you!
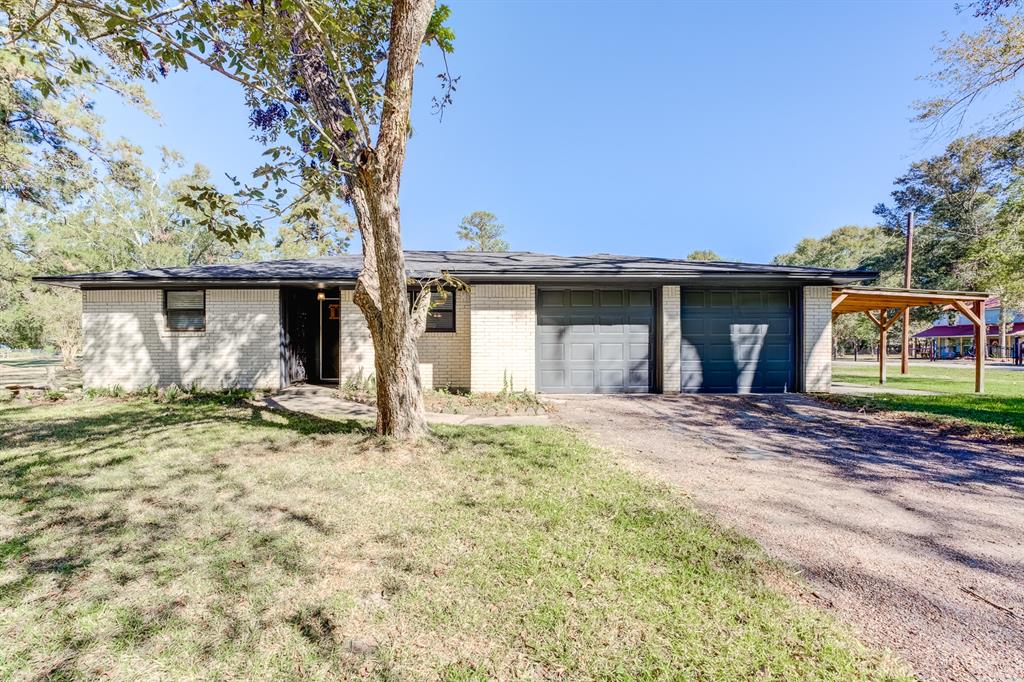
[165, 290, 206, 331]
[410, 289, 456, 332]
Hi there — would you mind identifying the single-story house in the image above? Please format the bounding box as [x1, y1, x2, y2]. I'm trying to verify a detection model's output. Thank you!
[34, 251, 875, 394]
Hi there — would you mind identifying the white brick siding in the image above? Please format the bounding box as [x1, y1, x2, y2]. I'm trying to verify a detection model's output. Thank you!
[661, 285, 681, 393]
[338, 290, 374, 384]
[470, 284, 536, 392]
[81, 288, 280, 390]
[415, 290, 471, 390]
[802, 285, 832, 392]
[337, 289, 471, 391]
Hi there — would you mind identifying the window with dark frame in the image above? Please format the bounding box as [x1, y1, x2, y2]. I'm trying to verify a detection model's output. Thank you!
[164, 290, 206, 331]
[410, 289, 456, 333]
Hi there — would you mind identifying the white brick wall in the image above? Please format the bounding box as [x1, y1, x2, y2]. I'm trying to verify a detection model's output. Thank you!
[81, 288, 280, 390]
[415, 290, 470, 390]
[338, 290, 375, 384]
[661, 285, 681, 393]
[802, 285, 832, 392]
[337, 289, 471, 390]
[470, 284, 536, 392]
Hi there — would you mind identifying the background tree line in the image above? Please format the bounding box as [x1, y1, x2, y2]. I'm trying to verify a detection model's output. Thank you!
[0, 147, 353, 358]
[774, 131, 1024, 355]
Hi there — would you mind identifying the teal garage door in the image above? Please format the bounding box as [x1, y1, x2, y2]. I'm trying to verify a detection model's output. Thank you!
[536, 288, 654, 393]
[680, 289, 795, 393]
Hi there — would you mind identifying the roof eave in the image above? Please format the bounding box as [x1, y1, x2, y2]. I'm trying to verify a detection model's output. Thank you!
[34, 270, 877, 289]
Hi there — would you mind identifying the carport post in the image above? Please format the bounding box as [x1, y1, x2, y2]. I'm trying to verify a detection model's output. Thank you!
[975, 300, 985, 394]
[879, 314, 887, 385]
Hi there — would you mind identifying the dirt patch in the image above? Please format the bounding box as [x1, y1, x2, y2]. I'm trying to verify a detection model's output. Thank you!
[554, 393, 1024, 682]
[341, 388, 548, 417]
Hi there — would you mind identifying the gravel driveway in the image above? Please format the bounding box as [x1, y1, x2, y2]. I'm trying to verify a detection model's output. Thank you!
[553, 394, 1024, 682]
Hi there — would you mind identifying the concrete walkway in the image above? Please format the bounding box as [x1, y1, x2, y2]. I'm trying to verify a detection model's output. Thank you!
[259, 384, 550, 427]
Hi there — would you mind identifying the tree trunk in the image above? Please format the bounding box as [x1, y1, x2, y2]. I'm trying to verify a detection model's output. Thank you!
[292, 0, 436, 438]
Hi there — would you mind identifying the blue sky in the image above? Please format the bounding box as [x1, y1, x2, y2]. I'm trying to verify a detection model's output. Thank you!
[104, 0, 998, 263]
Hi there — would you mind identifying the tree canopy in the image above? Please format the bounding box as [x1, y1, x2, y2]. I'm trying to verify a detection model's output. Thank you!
[685, 250, 722, 261]
[6, 0, 457, 436]
[456, 211, 508, 252]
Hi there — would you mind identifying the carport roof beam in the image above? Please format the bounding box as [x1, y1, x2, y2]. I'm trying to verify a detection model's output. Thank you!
[830, 286, 989, 315]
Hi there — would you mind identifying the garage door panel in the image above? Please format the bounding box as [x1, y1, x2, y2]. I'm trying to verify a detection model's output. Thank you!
[539, 343, 564, 361]
[628, 343, 649, 361]
[599, 343, 624, 361]
[570, 369, 594, 389]
[630, 290, 653, 306]
[571, 343, 595, 361]
[763, 290, 791, 309]
[736, 291, 763, 308]
[682, 290, 706, 307]
[537, 288, 654, 394]
[600, 290, 623, 306]
[540, 370, 565, 388]
[628, 368, 649, 387]
[681, 288, 794, 393]
[709, 291, 735, 307]
[597, 319, 624, 332]
[761, 343, 792, 362]
[538, 290, 565, 307]
[571, 291, 594, 307]
[599, 369, 624, 388]
[539, 314, 568, 327]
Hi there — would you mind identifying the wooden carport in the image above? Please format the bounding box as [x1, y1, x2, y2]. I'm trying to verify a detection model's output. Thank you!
[831, 286, 991, 393]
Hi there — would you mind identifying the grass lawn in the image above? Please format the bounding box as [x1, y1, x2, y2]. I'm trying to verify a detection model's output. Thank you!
[0, 397, 907, 680]
[831, 362, 1024, 436]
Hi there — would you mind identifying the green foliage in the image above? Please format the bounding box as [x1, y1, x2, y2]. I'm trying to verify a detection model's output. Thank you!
[774, 225, 903, 351]
[0, 4, 154, 210]
[425, 4, 456, 53]
[5, 0, 454, 242]
[273, 184, 355, 258]
[0, 144, 354, 349]
[773, 225, 898, 274]
[685, 249, 722, 261]
[779, 130, 1024, 352]
[456, 211, 508, 252]
[916, 6, 1024, 134]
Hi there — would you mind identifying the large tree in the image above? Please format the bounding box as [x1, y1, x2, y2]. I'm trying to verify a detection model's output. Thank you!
[917, 0, 1024, 135]
[456, 210, 508, 251]
[773, 225, 901, 355]
[914, 3, 1024, 355]
[873, 133, 1024, 353]
[6, 0, 456, 437]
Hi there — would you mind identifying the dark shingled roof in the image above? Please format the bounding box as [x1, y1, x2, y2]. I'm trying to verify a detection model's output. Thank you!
[33, 250, 877, 288]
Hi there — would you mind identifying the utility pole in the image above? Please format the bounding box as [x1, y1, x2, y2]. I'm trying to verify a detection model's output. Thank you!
[901, 211, 914, 375]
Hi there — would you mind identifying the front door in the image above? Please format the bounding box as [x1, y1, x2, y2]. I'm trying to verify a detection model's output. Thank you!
[320, 298, 340, 381]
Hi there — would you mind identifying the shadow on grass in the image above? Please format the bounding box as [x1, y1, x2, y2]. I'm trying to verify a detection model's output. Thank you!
[0, 396, 375, 675]
[828, 394, 1024, 436]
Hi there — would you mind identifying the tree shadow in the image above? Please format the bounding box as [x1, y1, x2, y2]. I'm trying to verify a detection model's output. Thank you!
[616, 393, 1024, 579]
[0, 397, 375, 677]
